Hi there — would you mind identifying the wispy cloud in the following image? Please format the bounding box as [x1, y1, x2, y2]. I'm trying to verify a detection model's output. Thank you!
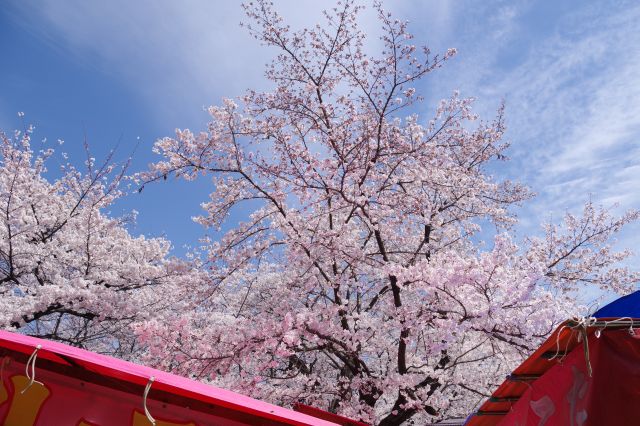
[8, 1, 393, 128]
[6, 0, 639, 267]
[466, 0, 640, 280]
[414, 0, 640, 216]
[398, 0, 640, 288]
[495, 1, 640, 214]
[8, 1, 265, 126]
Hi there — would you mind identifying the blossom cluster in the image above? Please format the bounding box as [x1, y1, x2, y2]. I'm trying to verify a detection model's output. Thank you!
[129, 1, 640, 424]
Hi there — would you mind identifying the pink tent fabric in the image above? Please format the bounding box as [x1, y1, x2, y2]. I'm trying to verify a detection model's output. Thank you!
[0, 330, 342, 425]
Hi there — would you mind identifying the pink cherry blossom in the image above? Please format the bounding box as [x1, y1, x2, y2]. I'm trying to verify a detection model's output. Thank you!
[0, 128, 202, 357]
[134, 1, 638, 424]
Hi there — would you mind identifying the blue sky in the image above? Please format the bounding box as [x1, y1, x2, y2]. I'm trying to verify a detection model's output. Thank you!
[1, 0, 639, 279]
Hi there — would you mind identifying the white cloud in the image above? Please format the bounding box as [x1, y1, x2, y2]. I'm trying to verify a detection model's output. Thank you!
[396, 0, 640, 282]
[8, 0, 640, 271]
[416, 0, 640, 218]
[9, 1, 393, 128]
[15, 0, 637, 206]
[468, 1, 640, 281]
[498, 2, 640, 214]
[9, 1, 264, 126]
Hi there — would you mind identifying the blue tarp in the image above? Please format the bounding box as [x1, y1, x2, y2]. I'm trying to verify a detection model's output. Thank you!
[593, 290, 640, 318]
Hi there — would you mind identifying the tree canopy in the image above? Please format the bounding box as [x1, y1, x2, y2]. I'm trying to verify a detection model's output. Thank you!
[135, 1, 639, 424]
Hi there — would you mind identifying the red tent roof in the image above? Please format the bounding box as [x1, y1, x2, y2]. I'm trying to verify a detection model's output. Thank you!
[0, 329, 349, 425]
[466, 317, 640, 425]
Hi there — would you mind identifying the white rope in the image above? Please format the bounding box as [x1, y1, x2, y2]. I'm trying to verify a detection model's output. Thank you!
[578, 323, 593, 377]
[143, 376, 156, 425]
[573, 316, 598, 329]
[548, 317, 597, 361]
[586, 301, 601, 318]
[548, 322, 575, 362]
[21, 344, 43, 394]
[605, 316, 635, 335]
[547, 316, 639, 377]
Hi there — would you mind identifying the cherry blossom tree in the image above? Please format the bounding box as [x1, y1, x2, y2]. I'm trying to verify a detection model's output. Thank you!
[137, 1, 639, 424]
[0, 125, 198, 357]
